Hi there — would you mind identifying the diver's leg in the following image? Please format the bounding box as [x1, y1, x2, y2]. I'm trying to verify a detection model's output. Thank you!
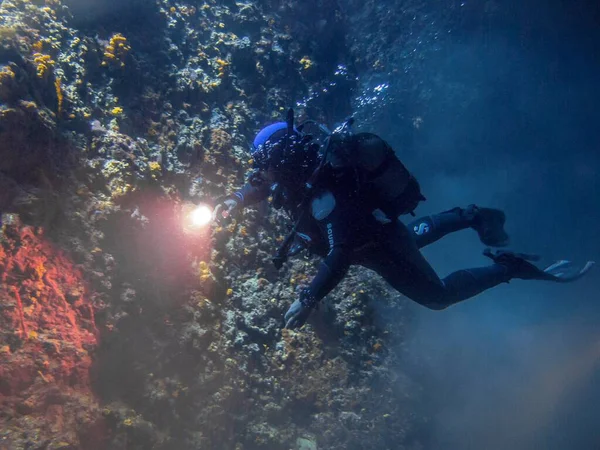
[408, 205, 509, 249]
[407, 207, 471, 249]
[363, 222, 511, 310]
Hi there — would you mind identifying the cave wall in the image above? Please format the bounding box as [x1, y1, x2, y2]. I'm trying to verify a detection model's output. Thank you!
[0, 1, 423, 449]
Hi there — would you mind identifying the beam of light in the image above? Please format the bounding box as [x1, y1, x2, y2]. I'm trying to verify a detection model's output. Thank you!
[181, 203, 214, 235]
[189, 204, 213, 228]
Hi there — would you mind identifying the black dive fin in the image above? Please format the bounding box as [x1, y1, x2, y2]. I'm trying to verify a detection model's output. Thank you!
[484, 249, 594, 283]
[483, 248, 540, 262]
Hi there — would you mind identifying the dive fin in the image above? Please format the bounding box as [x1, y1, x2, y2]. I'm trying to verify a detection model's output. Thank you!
[484, 249, 594, 283]
[541, 259, 595, 283]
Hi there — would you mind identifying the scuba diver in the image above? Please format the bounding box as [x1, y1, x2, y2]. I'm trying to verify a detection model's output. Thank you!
[214, 110, 594, 330]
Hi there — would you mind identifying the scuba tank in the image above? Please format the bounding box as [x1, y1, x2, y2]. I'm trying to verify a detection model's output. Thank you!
[325, 131, 426, 217]
[300, 114, 425, 218]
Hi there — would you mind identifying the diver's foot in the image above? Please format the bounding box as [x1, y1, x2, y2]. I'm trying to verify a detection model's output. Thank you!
[483, 249, 542, 280]
[469, 205, 510, 247]
[484, 249, 595, 282]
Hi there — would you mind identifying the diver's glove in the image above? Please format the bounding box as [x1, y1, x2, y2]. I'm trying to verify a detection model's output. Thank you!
[213, 198, 239, 224]
[284, 289, 317, 329]
[484, 249, 595, 283]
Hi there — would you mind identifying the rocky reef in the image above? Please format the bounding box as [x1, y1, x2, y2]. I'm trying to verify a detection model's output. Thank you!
[0, 220, 105, 449]
[0, 1, 426, 449]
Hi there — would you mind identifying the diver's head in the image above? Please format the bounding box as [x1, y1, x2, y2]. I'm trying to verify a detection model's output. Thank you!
[251, 122, 291, 172]
[250, 122, 319, 186]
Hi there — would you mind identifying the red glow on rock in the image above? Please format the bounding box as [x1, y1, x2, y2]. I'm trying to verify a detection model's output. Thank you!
[0, 224, 106, 448]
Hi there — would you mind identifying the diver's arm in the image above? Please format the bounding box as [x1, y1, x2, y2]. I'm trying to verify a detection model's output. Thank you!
[214, 182, 270, 221]
[232, 182, 270, 207]
[304, 246, 350, 304]
[302, 190, 351, 305]
[284, 190, 352, 328]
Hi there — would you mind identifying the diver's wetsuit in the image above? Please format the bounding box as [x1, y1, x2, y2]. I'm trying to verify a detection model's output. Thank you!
[232, 180, 510, 310]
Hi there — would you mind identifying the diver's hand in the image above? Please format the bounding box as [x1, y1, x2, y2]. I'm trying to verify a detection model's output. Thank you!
[213, 198, 238, 223]
[284, 299, 312, 329]
[284, 289, 319, 329]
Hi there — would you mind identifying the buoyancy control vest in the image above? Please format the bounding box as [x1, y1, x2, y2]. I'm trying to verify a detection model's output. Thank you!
[324, 132, 426, 217]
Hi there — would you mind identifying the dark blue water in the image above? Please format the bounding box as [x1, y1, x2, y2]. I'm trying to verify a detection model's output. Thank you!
[347, 0, 600, 448]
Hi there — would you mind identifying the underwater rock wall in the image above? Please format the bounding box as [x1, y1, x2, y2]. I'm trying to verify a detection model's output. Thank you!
[0, 1, 423, 449]
[0, 219, 105, 449]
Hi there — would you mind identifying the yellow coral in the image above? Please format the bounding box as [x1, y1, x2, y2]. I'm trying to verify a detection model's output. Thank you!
[180, 6, 196, 16]
[34, 261, 46, 279]
[123, 418, 134, 427]
[111, 183, 133, 198]
[226, 288, 233, 296]
[198, 261, 212, 282]
[147, 161, 161, 180]
[102, 33, 131, 68]
[299, 56, 313, 70]
[110, 106, 123, 116]
[20, 100, 37, 110]
[54, 77, 63, 115]
[33, 53, 55, 78]
[215, 58, 230, 78]
[0, 65, 15, 84]
[41, 6, 56, 16]
[32, 40, 44, 52]
[102, 160, 129, 177]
